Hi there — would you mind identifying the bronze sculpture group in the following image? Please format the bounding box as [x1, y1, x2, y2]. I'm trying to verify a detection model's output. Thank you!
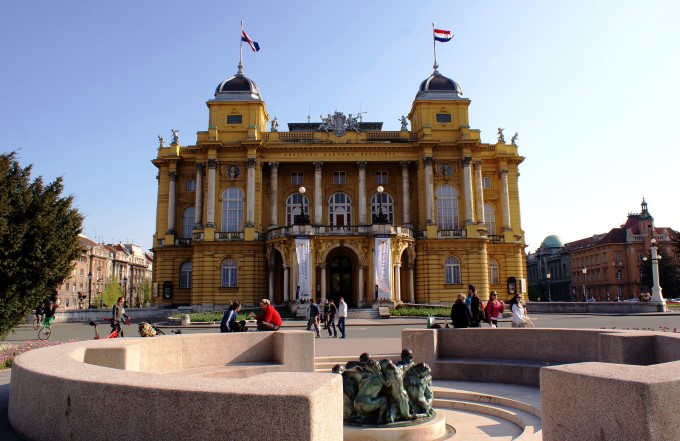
[332, 349, 434, 425]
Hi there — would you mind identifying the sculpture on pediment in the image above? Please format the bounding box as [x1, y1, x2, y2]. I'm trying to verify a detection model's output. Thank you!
[497, 128, 505, 143]
[399, 115, 408, 131]
[511, 132, 519, 145]
[157, 134, 165, 148]
[171, 129, 180, 144]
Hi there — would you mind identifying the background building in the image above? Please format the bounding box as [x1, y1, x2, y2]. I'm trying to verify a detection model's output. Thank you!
[151, 63, 527, 308]
[527, 200, 679, 301]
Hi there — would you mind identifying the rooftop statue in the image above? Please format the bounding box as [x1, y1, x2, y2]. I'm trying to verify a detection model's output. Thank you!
[399, 115, 408, 131]
[157, 134, 165, 148]
[497, 127, 505, 143]
[511, 132, 519, 145]
[270, 117, 279, 132]
[171, 129, 180, 145]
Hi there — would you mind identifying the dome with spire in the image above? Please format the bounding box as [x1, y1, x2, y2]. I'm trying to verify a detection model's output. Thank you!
[541, 235, 564, 249]
[214, 67, 262, 102]
[415, 70, 463, 100]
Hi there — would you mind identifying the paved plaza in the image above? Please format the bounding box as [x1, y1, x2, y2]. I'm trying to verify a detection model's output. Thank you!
[4, 312, 680, 440]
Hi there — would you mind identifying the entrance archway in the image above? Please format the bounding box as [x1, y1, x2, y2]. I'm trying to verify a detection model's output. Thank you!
[328, 255, 354, 307]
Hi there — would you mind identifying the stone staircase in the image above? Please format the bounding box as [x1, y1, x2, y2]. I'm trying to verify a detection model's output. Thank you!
[315, 354, 400, 373]
[346, 308, 381, 319]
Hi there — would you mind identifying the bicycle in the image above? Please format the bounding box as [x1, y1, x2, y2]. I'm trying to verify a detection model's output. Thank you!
[38, 317, 54, 340]
[89, 318, 131, 339]
[32, 314, 44, 330]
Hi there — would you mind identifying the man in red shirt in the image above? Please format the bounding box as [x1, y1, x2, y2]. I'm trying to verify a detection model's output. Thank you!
[250, 299, 282, 331]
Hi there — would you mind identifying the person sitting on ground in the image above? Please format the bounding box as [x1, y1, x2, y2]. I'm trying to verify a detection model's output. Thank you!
[249, 299, 282, 331]
[112, 296, 130, 337]
[450, 293, 472, 328]
[220, 301, 246, 332]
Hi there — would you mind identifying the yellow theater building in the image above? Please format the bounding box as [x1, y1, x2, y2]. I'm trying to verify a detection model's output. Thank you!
[151, 62, 527, 308]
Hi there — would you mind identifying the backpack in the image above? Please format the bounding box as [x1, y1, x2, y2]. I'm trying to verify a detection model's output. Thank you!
[138, 322, 156, 337]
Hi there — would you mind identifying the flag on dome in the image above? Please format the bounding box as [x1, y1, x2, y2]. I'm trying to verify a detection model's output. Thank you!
[433, 28, 453, 42]
[241, 29, 260, 52]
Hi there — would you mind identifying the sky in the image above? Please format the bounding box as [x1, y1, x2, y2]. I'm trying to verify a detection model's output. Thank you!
[1, 1, 678, 253]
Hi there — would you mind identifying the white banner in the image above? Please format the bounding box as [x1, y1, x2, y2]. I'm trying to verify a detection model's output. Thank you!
[374, 237, 392, 299]
[295, 238, 312, 300]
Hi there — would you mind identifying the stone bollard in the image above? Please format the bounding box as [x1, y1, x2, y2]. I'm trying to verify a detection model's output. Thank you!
[180, 314, 190, 326]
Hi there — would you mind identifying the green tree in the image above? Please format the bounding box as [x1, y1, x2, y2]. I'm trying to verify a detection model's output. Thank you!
[0, 152, 83, 338]
[137, 278, 152, 307]
[100, 276, 123, 308]
[640, 246, 680, 297]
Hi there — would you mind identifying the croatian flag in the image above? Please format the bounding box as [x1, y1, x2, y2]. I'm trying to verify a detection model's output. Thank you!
[241, 29, 260, 52]
[434, 28, 453, 42]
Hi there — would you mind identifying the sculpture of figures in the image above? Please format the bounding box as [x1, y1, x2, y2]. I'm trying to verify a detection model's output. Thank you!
[171, 129, 180, 144]
[353, 360, 388, 423]
[511, 132, 519, 145]
[157, 134, 165, 148]
[399, 115, 408, 131]
[270, 117, 279, 132]
[380, 359, 412, 423]
[334, 364, 360, 419]
[497, 128, 505, 143]
[404, 363, 434, 417]
[318, 114, 333, 133]
[347, 114, 360, 133]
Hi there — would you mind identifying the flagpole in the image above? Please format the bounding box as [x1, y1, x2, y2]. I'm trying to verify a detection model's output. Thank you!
[238, 20, 244, 74]
[432, 22, 438, 72]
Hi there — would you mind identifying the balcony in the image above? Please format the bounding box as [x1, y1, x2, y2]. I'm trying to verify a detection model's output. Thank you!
[216, 232, 245, 241]
[175, 238, 192, 246]
[265, 224, 414, 240]
[437, 229, 466, 238]
[488, 235, 505, 243]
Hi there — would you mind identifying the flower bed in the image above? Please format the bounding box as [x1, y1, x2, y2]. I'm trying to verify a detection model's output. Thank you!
[1, 340, 73, 369]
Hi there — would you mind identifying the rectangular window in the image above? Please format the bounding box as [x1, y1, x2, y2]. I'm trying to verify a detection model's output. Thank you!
[226, 115, 242, 124]
[436, 113, 452, 123]
[186, 179, 196, 192]
[482, 177, 492, 188]
[291, 172, 304, 185]
[375, 171, 388, 185]
[333, 171, 346, 185]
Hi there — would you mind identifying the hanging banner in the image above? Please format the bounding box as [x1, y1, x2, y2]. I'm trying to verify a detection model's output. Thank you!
[295, 237, 312, 300]
[374, 236, 392, 299]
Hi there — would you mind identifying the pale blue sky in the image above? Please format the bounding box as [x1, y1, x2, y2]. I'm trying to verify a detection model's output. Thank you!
[1, 1, 678, 252]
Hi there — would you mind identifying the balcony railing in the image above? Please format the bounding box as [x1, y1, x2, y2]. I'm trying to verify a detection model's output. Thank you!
[437, 229, 466, 238]
[488, 235, 504, 243]
[216, 232, 245, 241]
[193, 231, 204, 241]
[175, 238, 192, 246]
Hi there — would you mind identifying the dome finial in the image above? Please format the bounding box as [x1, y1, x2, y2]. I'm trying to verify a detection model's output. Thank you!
[237, 61, 244, 75]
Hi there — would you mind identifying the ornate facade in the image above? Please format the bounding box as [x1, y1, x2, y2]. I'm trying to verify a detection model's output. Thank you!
[151, 64, 527, 307]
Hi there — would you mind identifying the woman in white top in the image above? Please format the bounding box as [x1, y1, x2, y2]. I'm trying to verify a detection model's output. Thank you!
[510, 294, 527, 328]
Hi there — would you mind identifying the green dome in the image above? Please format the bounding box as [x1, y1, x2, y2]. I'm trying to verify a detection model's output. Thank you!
[542, 235, 564, 248]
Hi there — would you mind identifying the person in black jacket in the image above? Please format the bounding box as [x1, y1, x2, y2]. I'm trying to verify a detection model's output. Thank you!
[307, 300, 321, 338]
[450, 293, 473, 328]
[468, 285, 483, 327]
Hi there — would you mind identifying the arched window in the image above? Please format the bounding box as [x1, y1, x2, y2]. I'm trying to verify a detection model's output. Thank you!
[436, 185, 459, 230]
[444, 256, 461, 284]
[285, 192, 310, 226]
[484, 203, 496, 235]
[221, 258, 238, 287]
[489, 258, 500, 284]
[180, 262, 192, 288]
[328, 193, 352, 226]
[182, 206, 195, 238]
[221, 187, 244, 232]
[370, 191, 394, 224]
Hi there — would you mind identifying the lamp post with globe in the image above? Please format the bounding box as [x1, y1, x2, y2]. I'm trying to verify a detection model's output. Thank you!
[581, 267, 587, 302]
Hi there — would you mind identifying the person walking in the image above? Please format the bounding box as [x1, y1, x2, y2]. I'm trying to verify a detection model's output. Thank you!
[450, 293, 472, 328]
[484, 291, 505, 327]
[307, 299, 321, 338]
[327, 300, 338, 337]
[337, 297, 348, 338]
[468, 285, 483, 327]
[112, 296, 130, 337]
[509, 294, 527, 328]
[323, 299, 331, 329]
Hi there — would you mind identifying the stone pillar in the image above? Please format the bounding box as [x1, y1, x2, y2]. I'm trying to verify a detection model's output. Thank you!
[269, 162, 279, 229]
[194, 163, 204, 228]
[500, 169, 511, 230]
[424, 157, 435, 225]
[320, 265, 327, 304]
[246, 158, 256, 227]
[283, 266, 290, 302]
[394, 263, 402, 302]
[166, 172, 177, 234]
[358, 161, 367, 225]
[400, 161, 411, 227]
[358, 266, 365, 305]
[206, 160, 217, 228]
[463, 157, 474, 224]
[268, 265, 274, 303]
[408, 264, 415, 303]
[314, 162, 323, 225]
[474, 160, 485, 224]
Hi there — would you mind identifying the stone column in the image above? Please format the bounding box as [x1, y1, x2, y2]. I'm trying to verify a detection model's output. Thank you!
[408, 264, 415, 303]
[358, 161, 367, 225]
[400, 161, 411, 226]
[463, 157, 474, 224]
[246, 158, 256, 227]
[166, 172, 177, 234]
[268, 265, 274, 303]
[394, 263, 402, 302]
[194, 163, 204, 228]
[269, 162, 279, 229]
[206, 160, 217, 228]
[357, 266, 365, 305]
[500, 169, 511, 230]
[474, 160, 485, 224]
[283, 266, 290, 302]
[320, 265, 327, 304]
[424, 157, 435, 224]
[314, 162, 323, 225]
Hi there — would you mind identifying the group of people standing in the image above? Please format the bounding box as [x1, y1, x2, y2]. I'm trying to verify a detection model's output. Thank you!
[307, 297, 347, 338]
[450, 285, 529, 328]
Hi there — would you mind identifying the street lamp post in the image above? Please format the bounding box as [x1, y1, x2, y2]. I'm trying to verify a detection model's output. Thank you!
[372, 186, 389, 224]
[581, 266, 587, 302]
[650, 239, 665, 304]
[613, 260, 623, 301]
[294, 186, 309, 225]
[122, 276, 127, 305]
[87, 272, 92, 309]
[546, 272, 552, 302]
